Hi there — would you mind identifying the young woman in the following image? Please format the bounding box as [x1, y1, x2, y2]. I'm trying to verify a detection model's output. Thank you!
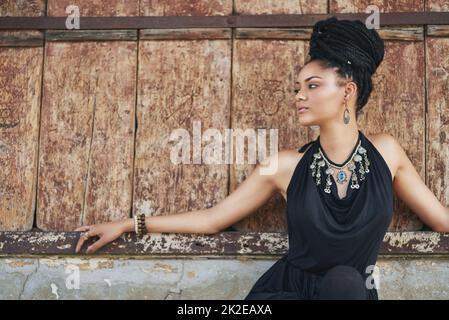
[74, 17, 449, 300]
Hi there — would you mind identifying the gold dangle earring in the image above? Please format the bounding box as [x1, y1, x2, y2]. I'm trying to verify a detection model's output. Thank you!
[343, 96, 350, 125]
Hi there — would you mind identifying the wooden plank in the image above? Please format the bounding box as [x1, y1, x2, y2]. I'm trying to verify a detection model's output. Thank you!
[377, 27, 423, 41]
[0, 47, 43, 231]
[236, 28, 313, 40]
[0, 0, 45, 16]
[134, 40, 231, 218]
[235, 0, 327, 14]
[426, 38, 449, 211]
[231, 39, 309, 232]
[140, 0, 233, 16]
[1, 231, 448, 256]
[47, 0, 138, 16]
[0, 31, 43, 47]
[45, 30, 137, 41]
[236, 27, 424, 41]
[330, 0, 425, 13]
[139, 28, 231, 40]
[345, 42, 425, 231]
[37, 41, 137, 231]
[427, 25, 449, 37]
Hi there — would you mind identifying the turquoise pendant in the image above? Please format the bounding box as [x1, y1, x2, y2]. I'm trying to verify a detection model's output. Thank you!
[336, 170, 347, 183]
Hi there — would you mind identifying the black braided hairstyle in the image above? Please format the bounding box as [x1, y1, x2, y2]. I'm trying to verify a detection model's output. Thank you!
[307, 16, 385, 119]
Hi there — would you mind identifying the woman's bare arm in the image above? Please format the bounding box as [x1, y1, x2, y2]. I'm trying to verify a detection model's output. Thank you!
[123, 153, 281, 235]
[75, 152, 284, 253]
[387, 134, 449, 232]
[121, 209, 217, 235]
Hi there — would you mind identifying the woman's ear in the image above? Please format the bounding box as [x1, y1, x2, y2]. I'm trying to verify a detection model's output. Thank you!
[345, 81, 357, 101]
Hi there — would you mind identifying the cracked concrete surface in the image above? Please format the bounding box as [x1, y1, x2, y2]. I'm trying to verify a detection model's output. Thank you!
[1, 256, 449, 299]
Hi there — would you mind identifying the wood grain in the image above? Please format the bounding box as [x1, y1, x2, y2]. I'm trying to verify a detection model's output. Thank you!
[0, 0, 45, 16]
[38, 41, 136, 231]
[47, 0, 138, 16]
[231, 39, 309, 232]
[0, 47, 43, 231]
[426, 38, 449, 210]
[134, 40, 231, 218]
[140, 0, 232, 16]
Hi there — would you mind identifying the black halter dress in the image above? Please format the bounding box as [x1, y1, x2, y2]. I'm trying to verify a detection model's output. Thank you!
[244, 130, 393, 300]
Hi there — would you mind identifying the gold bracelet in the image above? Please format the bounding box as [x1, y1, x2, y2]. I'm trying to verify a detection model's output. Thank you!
[136, 213, 147, 237]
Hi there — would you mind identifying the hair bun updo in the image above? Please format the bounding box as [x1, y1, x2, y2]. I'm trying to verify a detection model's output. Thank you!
[309, 16, 385, 75]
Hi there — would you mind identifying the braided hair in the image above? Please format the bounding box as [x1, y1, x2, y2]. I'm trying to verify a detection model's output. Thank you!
[307, 16, 385, 119]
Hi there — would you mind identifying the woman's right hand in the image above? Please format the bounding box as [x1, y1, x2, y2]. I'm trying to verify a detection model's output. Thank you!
[74, 219, 127, 254]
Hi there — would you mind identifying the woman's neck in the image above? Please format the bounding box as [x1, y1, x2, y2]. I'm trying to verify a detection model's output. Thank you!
[317, 124, 360, 165]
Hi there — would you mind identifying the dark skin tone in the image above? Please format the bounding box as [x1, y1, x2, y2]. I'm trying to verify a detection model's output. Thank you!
[74, 60, 449, 254]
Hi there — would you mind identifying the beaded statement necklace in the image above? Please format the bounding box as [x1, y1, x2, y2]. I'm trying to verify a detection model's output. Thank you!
[310, 134, 370, 194]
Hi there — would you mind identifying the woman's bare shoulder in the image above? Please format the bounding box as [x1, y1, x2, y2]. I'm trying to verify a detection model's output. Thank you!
[365, 132, 398, 181]
[273, 148, 308, 201]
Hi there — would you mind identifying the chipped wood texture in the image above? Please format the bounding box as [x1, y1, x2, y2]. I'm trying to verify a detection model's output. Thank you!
[231, 40, 309, 232]
[426, 38, 449, 210]
[134, 40, 231, 217]
[45, 30, 138, 42]
[235, 27, 425, 41]
[140, 0, 233, 16]
[139, 28, 231, 40]
[38, 42, 136, 231]
[1, 231, 448, 256]
[427, 0, 449, 11]
[377, 27, 423, 41]
[330, 0, 425, 12]
[0, 31, 43, 47]
[0, 47, 43, 231]
[427, 25, 449, 37]
[0, 0, 45, 16]
[330, 1, 428, 232]
[235, 28, 313, 40]
[47, 0, 139, 16]
[235, 0, 327, 14]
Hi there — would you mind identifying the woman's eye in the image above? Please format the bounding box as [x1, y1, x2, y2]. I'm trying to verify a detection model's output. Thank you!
[294, 84, 317, 94]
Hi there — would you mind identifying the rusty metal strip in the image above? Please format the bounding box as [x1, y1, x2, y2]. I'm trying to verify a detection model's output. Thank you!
[0, 231, 448, 256]
[1, 13, 449, 30]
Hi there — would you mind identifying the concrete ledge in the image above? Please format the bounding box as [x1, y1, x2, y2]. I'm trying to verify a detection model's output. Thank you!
[1, 256, 449, 299]
[0, 231, 448, 256]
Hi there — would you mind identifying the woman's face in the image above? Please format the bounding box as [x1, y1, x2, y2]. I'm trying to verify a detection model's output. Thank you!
[294, 60, 353, 127]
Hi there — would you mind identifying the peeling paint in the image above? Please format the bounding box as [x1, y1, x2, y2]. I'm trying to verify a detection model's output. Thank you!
[141, 262, 178, 274]
[1, 231, 449, 256]
[384, 232, 442, 253]
[39, 257, 114, 270]
[5, 259, 34, 267]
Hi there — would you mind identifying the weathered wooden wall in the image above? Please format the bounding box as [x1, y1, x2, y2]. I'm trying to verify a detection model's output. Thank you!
[0, 0, 448, 234]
